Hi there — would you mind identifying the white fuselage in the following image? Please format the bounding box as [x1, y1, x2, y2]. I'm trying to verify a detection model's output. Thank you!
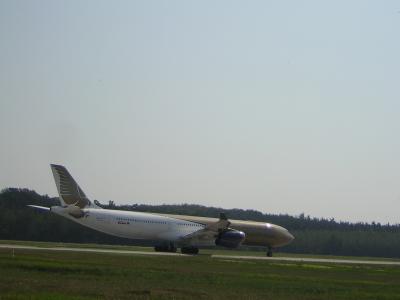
[50, 206, 294, 249]
[51, 207, 210, 246]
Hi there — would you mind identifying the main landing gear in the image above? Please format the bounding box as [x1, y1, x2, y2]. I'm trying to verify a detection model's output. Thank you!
[267, 247, 273, 257]
[154, 242, 177, 253]
[181, 247, 199, 255]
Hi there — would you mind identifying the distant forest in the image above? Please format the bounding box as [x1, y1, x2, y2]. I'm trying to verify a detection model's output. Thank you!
[1, 188, 400, 258]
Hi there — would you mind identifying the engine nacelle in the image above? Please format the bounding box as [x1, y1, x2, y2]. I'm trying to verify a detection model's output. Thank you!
[215, 230, 246, 248]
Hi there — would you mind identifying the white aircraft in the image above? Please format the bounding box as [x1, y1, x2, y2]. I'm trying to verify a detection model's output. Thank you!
[30, 164, 294, 256]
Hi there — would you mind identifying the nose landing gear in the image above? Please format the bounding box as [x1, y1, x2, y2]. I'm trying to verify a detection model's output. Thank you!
[267, 247, 273, 257]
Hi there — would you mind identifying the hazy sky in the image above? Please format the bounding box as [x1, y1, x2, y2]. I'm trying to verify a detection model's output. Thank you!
[1, 1, 399, 223]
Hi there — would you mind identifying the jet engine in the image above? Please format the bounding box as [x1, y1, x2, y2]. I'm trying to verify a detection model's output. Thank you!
[215, 230, 246, 248]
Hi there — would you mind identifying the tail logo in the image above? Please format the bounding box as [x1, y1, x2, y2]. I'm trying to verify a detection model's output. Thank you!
[51, 164, 91, 208]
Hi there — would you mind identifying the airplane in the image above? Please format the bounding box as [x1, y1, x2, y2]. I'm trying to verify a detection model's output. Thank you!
[29, 164, 294, 256]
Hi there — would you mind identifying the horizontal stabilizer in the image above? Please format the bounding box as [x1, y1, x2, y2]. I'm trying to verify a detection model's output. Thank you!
[27, 205, 50, 211]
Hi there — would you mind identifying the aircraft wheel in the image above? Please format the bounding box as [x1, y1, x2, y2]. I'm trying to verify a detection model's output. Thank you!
[267, 248, 273, 257]
[169, 244, 177, 253]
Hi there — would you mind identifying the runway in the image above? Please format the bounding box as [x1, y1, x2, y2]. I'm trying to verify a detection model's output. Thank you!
[0, 244, 184, 257]
[1, 244, 400, 266]
[212, 255, 400, 266]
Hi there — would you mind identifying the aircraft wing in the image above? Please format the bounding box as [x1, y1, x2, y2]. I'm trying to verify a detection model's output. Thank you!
[179, 213, 230, 245]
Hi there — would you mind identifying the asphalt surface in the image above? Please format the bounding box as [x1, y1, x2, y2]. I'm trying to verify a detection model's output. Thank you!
[0, 244, 183, 256]
[212, 255, 400, 266]
[1, 244, 400, 266]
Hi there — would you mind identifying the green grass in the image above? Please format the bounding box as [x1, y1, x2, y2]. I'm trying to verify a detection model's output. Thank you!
[1, 246, 400, 299]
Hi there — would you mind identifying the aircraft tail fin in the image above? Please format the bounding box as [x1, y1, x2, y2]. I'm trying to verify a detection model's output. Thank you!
[50, 164, 98, 209]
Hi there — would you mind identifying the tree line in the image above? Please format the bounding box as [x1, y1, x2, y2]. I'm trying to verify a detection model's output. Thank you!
[1, 188, 400, 258]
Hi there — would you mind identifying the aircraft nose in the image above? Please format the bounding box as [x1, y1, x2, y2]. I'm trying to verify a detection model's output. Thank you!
[285, 231, 295, 243]
[278, 229, 295, 246]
